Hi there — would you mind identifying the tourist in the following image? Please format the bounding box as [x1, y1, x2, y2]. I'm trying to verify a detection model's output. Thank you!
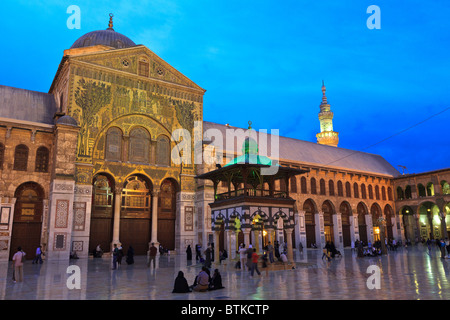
[148, 243, 157, 268]
[204, 245, 212, 268]
[261, 251, 269, 276]
[195, 244, 202, 261]
[32, 245, 43, 264]
[186, 245, 192, 261]
[117, 244, 124, 268]
[267, 242, 274, 263]
[250, 248, 261, 276]
[172, 271, 191, 293]
[238, 244, 247, 270]
[439, 239, 446, 259]
[209, 269, 224, 290]
[95, 244, 103, 258]
[12, 247, 26, 283]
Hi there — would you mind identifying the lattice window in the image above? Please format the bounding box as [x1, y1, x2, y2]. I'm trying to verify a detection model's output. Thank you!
[353, 183, 359, 198]
[105, 127, 122, 161]
[290, 176, 297, 193]
[337, 181, 343, 196]
[156, 135, 170, 166]
[328, 180, 335, 196]
[345, 182, 352, 198]
[35, 146, 49, 172]
[138, 60, 149, 77]
[310, 178, 317, 194]
[319, 179, 326, 195]
[13, 144, 29, 171]
[129, 127, 150, 163]
[300, 177, 307, 194]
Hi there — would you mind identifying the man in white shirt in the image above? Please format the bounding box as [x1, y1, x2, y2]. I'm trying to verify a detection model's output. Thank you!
[239, 244, 248, 271]
[12, 247, 26, 283]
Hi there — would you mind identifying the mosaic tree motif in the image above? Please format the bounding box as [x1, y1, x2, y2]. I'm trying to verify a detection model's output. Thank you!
[74, 78, 112, 157]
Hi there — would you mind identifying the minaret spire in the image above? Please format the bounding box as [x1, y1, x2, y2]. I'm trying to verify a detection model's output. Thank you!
[316, 81, 339, 147]
[107, 13, 114, 31]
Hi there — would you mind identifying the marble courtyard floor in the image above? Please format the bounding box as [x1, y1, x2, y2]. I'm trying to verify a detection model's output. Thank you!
[1, 245, 450, 300]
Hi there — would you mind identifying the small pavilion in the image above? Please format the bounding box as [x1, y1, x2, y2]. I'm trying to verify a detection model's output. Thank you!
[195, 126, 308, 264]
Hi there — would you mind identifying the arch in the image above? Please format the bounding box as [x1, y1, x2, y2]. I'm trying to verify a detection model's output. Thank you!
[357, 202, 368, 244]
[441, 180, 450, 195]
[10, 182, 45, 260]
[418, 201, 440, 240]
[90, 173, 115, 254]
[353, 183, 359, 198]
[310, 178, 317, 194]
[417, 183, 426, 197]
[105, 127, 123, 161]
[13, 144, 29, 171]
[381, 186, 386, 201]
[303, 199, 317, 248]
[345, 182, 351, 197]
[129, 127, 151, 163]
[319, 179, 326, 195]
[290, 176, 297, 193]
[375, 185, 380, 200]
[361, 183, 367, 199]
[156, 134, 171, 166]
[328, 180, 335, 196]
[300, 176, 307, 194]
[322, 200, 335, 243]
[387, 187, 393, 201]
[337, 181, 343, 196]
[405, 185, 412, 199]
[339, 201, 352, 247]
[426, 182, 435, 197]
[399, 205, 415, 242]
[368, 185, 374, 200]
[35, 146, 49, 172]
[370, 203, 382, 224]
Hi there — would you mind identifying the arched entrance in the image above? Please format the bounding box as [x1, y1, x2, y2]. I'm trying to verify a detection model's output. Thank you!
[120, 174, 152, 255]
[371, 203, 382, 241]
[340, 201, 352, 247]
[418, 201, 440, 240]
[90, 174, 114, 254]
[322, 200, 334, 243]
[10, 182, 45, 260]
[357, 202, 368, 244]
[303, 199, 316, 248]
[158, 179, 177, 251]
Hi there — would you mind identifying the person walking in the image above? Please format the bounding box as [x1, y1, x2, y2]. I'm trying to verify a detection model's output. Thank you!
[204, 245, 212, 268]
[238, 244, 247, 271]
[148, 243, 158, 268]
[12, 247, 26, 283]
[267, 242, 274, 263]
[195, 244, 202, 261]
[32, 245, 43, 264]
[250, 248, 261, 277]
[126, 245, 134, 265]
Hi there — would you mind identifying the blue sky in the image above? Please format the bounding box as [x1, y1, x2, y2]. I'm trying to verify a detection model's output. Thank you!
[1, 0, 449, 175]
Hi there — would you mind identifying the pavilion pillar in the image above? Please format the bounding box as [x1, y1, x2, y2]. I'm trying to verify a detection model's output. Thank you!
[285, 228, 294, 262]
[151, 190, 160, 250]
[111, 187, 122, 250]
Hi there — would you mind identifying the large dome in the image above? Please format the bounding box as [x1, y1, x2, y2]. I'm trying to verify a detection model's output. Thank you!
[70, 14, 136, 49]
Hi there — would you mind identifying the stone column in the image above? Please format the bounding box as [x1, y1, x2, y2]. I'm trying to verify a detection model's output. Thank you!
[242, 228, 251, 248]
[214, 229, 220, 265]
[285, 228, 294, 262]
[151, 190, 159, 249]
[440, 212, 447, 239]
[111, 187, 122, 249]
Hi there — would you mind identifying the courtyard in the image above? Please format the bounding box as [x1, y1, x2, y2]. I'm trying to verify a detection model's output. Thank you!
[2, 244, 450, 301]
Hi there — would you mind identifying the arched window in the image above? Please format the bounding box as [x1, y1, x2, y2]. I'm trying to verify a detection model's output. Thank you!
[129, 127, 150, 163]
[404, 185, 412, 199]
[0, 143, 4, 170]
[337, 181, 343, 196]
[417, 184, 426, 197]
[396, 186, 404, 200]
[353, 183, 359, 198]
[14, 144, 29, 171]
[375, 185, 380, 200]
[319, 179, 326, 195]
[368, 185, 374, 199]
[290, 176, 297, 193]
[310, 178, 317, 194]
[426, 182, 435, 197]
[35, 146, 49, 172]
[381, 186, 386, 201]
[345, 182, 351, 197]
[328, 180, 335, 196]
[105, 127, 122, 161]
[301, 177, 307, 194]
[361, 184, 367, 199]
[156, 135, 170, 166]
[387, 187, 393, 201]
[441, 181, 450, 195]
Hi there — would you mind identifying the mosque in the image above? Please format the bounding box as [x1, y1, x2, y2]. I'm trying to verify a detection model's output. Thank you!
[0, 15, 448, 262]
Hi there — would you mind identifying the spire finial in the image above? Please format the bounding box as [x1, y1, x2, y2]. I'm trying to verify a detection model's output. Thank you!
[321, 80, 327, 103]
[108, 13, 114, 30]
[248, 120, 252, 130]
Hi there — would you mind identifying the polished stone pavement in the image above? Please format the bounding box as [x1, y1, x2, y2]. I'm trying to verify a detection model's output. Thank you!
[1, 245, 450, 300]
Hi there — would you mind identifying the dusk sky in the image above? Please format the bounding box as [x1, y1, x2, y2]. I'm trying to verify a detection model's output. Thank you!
[1, 0, 449, 175]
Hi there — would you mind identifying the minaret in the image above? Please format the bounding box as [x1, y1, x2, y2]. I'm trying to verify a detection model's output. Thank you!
[316, 81, 339, 147]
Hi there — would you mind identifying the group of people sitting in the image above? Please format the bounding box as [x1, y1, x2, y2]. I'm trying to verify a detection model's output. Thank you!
[172, 267, 224, 293]
[322, 241, 342, 261]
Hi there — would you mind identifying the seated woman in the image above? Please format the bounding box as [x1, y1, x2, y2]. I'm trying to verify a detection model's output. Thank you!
[193, 267, 210, 292]
[172, 271, 191, 293]
[209, 269, 224, 290]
